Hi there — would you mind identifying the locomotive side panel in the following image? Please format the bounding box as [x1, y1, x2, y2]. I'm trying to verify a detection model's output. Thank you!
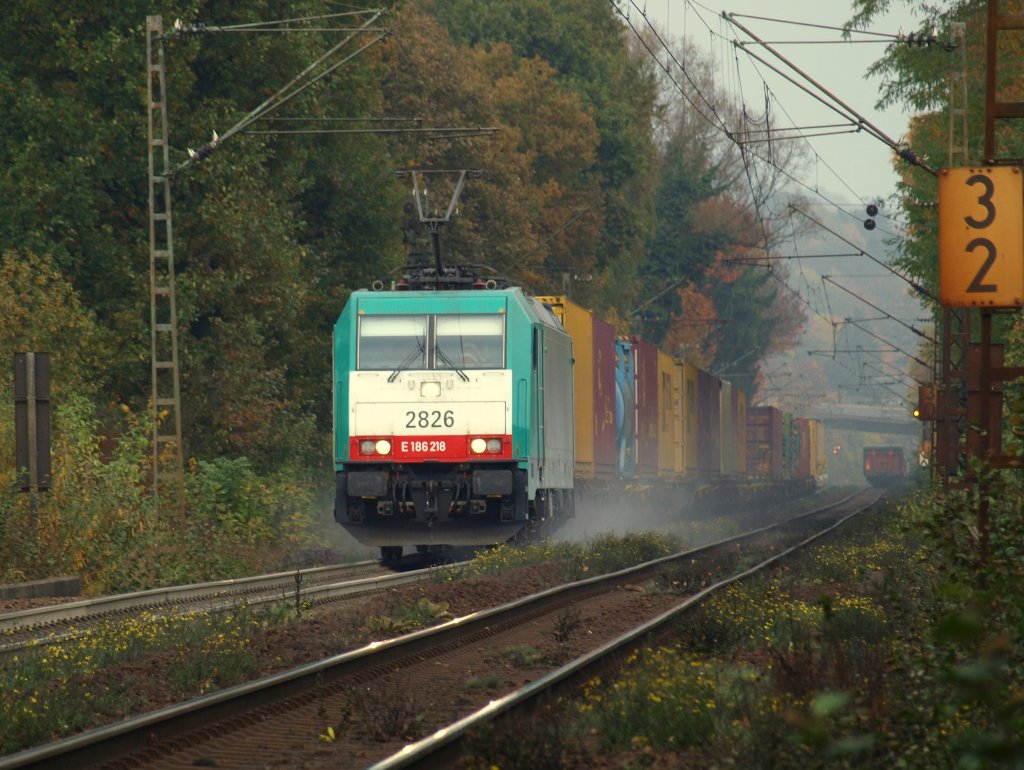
[533, 308, 575, 492]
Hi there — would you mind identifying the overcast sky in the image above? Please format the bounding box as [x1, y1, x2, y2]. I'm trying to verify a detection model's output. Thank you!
[636, 1, 929, 208]
[622, 1, 935, 414]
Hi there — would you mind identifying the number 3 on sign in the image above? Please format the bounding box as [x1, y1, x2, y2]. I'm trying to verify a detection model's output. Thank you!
[939, 166, 1024, 308]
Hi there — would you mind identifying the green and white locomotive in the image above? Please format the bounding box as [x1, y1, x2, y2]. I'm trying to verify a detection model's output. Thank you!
[332, 267, 575, 560]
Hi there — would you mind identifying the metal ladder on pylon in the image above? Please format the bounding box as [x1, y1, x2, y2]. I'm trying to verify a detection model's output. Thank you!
[146, 16, 185, 519]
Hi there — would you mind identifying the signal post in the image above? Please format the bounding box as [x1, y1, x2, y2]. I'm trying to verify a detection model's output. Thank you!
[935, 0, 1024, 562]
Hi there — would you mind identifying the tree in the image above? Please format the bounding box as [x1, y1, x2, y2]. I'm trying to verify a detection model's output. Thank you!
[845, 1, 1024, 311]
[0, 1, 406, 471]
[639, 29, 806, 390]
[415, 0, 658, 311]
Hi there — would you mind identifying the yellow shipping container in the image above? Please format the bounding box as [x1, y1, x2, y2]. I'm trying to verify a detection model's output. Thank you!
[537, 295, 617, 480]
[539, 296, 592, 478]
[810, 418, 827, 482]
[657, 351, 683, 477]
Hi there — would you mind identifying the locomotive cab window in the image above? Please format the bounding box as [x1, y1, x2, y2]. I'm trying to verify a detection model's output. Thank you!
[435, 315, 504, 369]
[357, 315, 426, 370]
[357, 313, 504, 371]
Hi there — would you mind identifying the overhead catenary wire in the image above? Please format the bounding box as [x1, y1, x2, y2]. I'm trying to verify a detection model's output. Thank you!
[167, 9, 388, 174]
[685, 0, 912, 235]
[842, 317, 929, 369]
[788, 205, 934, 301]
[721, 12, 936, 176]
[822, 275, 935, 343]
[620, 0, 913, 249]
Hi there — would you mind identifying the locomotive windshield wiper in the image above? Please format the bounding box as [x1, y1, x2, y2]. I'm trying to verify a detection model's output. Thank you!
[387, 340, 425, 383]
[435, 348, 470, 382]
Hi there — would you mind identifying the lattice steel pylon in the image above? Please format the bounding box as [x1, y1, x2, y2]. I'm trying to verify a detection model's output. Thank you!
[948, 23, 969, 167]
[146, 16, 185, 519]
[936, 21, 971, 486]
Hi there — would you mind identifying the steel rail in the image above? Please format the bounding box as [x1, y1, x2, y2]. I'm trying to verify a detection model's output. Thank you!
[0, 559, 388, 643]
[0, 489, 874, 770]
[369, 488, 881, 769]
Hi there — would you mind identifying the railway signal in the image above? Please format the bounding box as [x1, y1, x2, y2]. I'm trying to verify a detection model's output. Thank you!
[863, 203, 878, 230]
[915, 384, 937, 421]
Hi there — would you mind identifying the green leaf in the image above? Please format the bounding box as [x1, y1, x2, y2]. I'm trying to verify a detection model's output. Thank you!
[810, 691, 850, 718]
[935, 610, 984, 644]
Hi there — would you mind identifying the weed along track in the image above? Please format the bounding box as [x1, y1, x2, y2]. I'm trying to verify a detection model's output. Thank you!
[0, 489, 879, 770]
[0, 559, 420, 655]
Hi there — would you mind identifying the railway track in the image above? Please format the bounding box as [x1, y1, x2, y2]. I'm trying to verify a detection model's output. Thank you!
[0, 487, 881, 770]
[0, 558, 429, 655]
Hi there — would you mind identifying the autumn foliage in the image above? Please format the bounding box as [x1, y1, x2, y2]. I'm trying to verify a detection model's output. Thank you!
[0, 0, 807, 589]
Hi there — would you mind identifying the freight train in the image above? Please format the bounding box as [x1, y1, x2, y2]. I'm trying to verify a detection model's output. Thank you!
[332, 266, 826, 559]
[862, 446, 907, 488]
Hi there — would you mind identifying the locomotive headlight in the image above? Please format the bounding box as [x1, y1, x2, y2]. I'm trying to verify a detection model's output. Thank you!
[470, 438, 487, 454]
[486, 438, 502, 453]
[375, 439, 392, 455]
[360, 440, 376, 455]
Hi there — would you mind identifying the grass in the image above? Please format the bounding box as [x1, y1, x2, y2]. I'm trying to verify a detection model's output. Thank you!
[574, 506, 909, 767]
[499, 644, 546, 666]
[468, 494, 1015, 769]
[579, 647, 720, 750]
[0, 602, 294, 753]
[0, 530, 671, 757]
[442, 530, 682, 584]
[467, 672, 503, 690]
[364, 598, 452, 635]
[8, 510, 944, 765]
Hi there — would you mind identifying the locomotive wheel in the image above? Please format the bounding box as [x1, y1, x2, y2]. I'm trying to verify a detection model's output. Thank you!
[380, 545, 403, 562]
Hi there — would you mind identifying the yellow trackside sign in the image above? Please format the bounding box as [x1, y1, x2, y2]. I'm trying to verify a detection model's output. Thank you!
[939, 166, 1024, 308]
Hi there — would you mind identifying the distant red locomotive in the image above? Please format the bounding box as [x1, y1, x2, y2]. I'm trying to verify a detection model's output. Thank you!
[863, 446, 907, 488]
